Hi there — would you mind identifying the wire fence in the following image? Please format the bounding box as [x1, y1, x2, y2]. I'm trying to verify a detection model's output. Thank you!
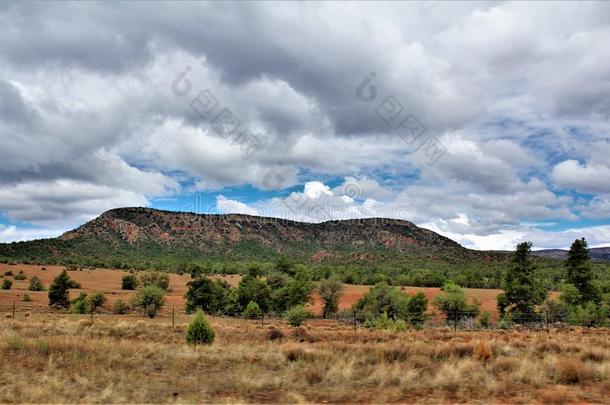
[2, 301, 607, 331]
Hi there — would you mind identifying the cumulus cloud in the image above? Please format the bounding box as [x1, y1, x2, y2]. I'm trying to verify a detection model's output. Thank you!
[216, 195, 258, 216]
[0, 2, 609, 248]
[551, 160, 610, 194]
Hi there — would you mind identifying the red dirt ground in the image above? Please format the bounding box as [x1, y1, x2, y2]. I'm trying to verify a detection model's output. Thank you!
[0, 263, 516, 315]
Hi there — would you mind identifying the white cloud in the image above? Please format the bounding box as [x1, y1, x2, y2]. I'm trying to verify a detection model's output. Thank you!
[216, 195, 258, 216]
[552, 160, 610, 194]
[0, 2, 609, 248]
[0, 224, 66, 243]
[303, 181, 332, 199]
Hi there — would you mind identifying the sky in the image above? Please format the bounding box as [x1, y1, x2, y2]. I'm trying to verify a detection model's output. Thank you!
[1, 1, 610, 250]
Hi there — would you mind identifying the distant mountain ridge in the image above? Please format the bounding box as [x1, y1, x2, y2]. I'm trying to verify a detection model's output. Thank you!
[533, 247, 610, 262]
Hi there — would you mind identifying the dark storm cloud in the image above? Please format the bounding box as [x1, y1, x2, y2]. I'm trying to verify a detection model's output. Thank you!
[0, 2, 455, 137]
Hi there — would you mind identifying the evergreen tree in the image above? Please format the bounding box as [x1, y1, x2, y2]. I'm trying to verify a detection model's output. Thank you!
[405, 291, 428, 326]
[186, 309, 215, 345]
[564, 238, 600, 305]
[237, 274, 272, 312]
[48, 270, 72, 308]
[497, 241, 545, 322]
[185, 276, 232, 314]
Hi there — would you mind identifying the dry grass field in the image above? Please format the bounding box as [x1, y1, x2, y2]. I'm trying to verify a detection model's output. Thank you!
[1, 314, 609, 403]
[0, 263, 504, 315]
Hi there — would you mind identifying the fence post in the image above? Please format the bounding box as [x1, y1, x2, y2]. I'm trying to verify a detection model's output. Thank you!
[172, 306, 175, 327]
[545, 310, 549, 334]
[352, 309, 357, 331]
[260, 313, 265, 327]
[12, 301, 15, 319]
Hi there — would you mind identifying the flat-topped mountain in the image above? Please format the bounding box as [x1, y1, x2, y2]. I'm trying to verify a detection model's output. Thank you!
[4, 207, 601, 289]
[62, 207, 462, 252]
[0, 207, 505, 268]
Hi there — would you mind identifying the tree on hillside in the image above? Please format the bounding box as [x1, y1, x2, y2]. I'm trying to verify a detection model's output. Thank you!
[275, 256, 294, 276]
[48, 270, 73, 308]
[564, 238, 600, 306]
[497, 241, 545, 322]
[433, 281, 479, 328]
[318, 277, 343, 318]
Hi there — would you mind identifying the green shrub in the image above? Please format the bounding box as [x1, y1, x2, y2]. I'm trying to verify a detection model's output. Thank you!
[13, 271, 26, 280]
[121, 274, 138, 290]
[569, 302, 600, 326]
[1, 279, 12, 290]
[186, 309, 215, 345]
[433, 281, 480, 327]
[285, 305, 312, 327]
[23, 293, 31, 302]
[133, 285, 166, 318]
[138, 271, 170, 291]
[543, 298, 570, 323]
[70, 293, 89, 314]
[478, 311, 491, 328]
[353, 282, 410, 321]
[364, 312, 407, 332]
[318, 277, 343, 318]
[88, 292, 106, 313]
[243, 300, 262, 319]
[28, 276, 45, 291]
[113, 299, 130, 314]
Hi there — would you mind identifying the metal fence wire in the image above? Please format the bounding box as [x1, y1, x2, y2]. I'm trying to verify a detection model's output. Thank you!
[3, 302, 607, 331]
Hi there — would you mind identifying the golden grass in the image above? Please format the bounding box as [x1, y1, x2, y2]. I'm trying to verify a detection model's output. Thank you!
[0, 314, 609, 403]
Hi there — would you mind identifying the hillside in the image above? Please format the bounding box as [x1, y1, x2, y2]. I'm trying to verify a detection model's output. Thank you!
[1, 207, 604, 289]
[1, 207, 480, 263]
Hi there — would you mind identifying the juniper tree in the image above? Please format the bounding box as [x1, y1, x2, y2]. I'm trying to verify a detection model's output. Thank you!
[48, 270, 72, 308]
[564, 238, 600, 305]
[497, 241, 545, 322]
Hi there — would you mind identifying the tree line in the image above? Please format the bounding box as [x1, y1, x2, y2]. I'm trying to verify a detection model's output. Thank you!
[36, 237, 610, 328]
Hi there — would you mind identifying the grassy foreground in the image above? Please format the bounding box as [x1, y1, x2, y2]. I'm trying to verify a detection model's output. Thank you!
[1, 315, 610, 403]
